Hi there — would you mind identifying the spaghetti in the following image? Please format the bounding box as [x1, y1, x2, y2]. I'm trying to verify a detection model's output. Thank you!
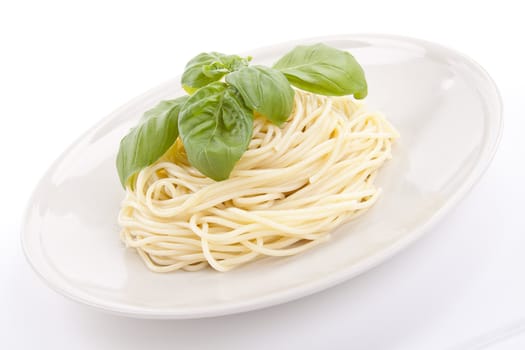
[118, 90, 399, 272]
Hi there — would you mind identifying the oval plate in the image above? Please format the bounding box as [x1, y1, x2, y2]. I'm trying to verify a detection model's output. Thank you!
[21, 34, 502, 319]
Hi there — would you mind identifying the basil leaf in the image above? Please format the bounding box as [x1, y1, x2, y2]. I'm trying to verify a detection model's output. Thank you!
[178, 82, 253, 181]
[116, 96, 188, 187]
[273, 43, 368, 98]
[181, 52, 251, 94]
[225, 65, 295, 126]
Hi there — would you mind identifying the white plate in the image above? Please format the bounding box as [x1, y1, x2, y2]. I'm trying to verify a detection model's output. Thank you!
[21, 34, 502, 319]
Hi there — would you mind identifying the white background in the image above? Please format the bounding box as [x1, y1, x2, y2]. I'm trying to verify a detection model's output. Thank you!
[1, 1, 523, 349]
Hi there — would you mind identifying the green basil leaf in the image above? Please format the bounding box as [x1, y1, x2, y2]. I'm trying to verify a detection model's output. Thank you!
[225, 65, 295, 126]
[178, 82, 253, 181]
[116, 96, 188, 187]
[181, 52, 251, 94]
[273, 43, 368, 98]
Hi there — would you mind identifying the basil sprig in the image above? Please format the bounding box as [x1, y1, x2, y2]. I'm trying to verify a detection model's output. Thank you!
[116, 43, 368, 186]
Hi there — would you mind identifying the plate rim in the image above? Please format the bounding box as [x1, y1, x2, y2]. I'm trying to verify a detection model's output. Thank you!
[20, 33, 504, 319]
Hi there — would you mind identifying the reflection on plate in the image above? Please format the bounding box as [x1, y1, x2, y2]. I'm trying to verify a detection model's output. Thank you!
[21, 34, 502, 319]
